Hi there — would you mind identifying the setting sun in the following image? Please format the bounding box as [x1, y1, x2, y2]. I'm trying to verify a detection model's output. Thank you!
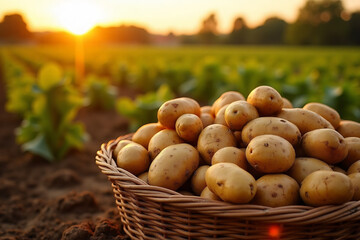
[55, 0, 102, 35]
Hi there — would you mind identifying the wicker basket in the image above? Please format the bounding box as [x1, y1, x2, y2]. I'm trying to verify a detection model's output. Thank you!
[96, 134, 360, 240]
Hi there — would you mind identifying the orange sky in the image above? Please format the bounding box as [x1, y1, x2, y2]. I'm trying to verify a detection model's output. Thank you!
[1, 0, 360, 35]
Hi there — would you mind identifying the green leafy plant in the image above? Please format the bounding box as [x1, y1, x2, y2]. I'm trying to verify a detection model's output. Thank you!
[16, 63, 88, 161]
[116, 84, 174, 131]
[84, 74, 117, 110]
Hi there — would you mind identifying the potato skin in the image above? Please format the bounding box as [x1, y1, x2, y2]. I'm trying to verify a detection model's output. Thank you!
[214, 104, 229, 126]
[197, 124, 237, 164]
[175, 114, 203, 143]
[301, 129, 348, 165]
[251, 174, 300, 207]
[303, 102, 341, 129]
[246, 135, 295, 173]
[300, 170, 354, 206]
[277, 108, 334, 134]
[113, 139, 133, 158]
[157, 97, 200, 129]
[148, 144, 199, 191]
[211, 147, 247, 171]
[241, 117, 301, 146]
[336, 120, 360, 138]
[191, 165, 210, 195]
[348, 173, 360, 200]
[132, 123, 165, 149]
[224, 100, 259, 131]
[347, 160, 360, 174]
[287, 157, 333, 184]
[247, 86, 283, 116]
[200, 106, 213, 115]
[282, 97, 293, 108]
[211, 91, 245, 116]
[200, 186, 221, 201]
[117, 143, 150, 176]
[137, 172, 149, 184]
[148, 129, 183, 160]
[341, 137, 360, 169]
[205, 163, 257, 204]
[200, 113, 214, 128]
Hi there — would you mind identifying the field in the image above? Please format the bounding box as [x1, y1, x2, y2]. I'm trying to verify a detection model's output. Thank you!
[1, 45, 360, 239]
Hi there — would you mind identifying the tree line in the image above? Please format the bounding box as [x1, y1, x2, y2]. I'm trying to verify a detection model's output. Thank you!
[0, 0, 359, 45]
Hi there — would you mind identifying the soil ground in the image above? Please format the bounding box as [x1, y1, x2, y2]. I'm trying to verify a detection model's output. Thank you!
[0, 71, 132, 239]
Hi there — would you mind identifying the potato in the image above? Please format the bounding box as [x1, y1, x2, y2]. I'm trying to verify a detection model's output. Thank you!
[211, 147, 247, 171]
[214, 104, 229, 126]
[211, 91, 245, 116]
[282, 97, 293, 108]
[287, 157, 332, 184]
[241, 117, 301, 146]
[200, 186, 221, 201]
[300, 170, 354, 206]
[277, 108, 334, 134]
[251, 174, 299, 207]
[205, 162, 257, 204]
[200, 113, 214, 128]
[148, 144, 199, 191]
[175, 114, 203, 143]
[301, 129, 348, 165]
[341, 137, 360, 169]
[132, 123, 165, 149]
[303, 102, 341, 129]
[331, 166, 347, 175]
[336, 120, 360, 138]
[191, 165, 210, 195]
[157, 97, 200, 129]
[233, 131, 246, 148]
[348, 160, 360, 174]
[246, 135, 295, 173]
[137, 171, 149, 184]
[247, 86, 283, 116]
[117, 143, 150, 176]
[197, 124, 237, 164]
[148, 129, 183, 160]
[113, 139, 133, 158]
[348, 173, 360, 200]
[224, 100, 259, 131]
[200, 106, 213, 115]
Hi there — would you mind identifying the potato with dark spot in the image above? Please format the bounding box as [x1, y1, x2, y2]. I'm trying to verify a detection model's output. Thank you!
[132, 123, 165, 149]
[303, 102, 341, 129]
[301, 129, 348, 165]
[191, 165, 210, 195]
[277, 108, 334, 134]
[148, 129, 183, 160]
[348, 173, 360, 200]
[246, 135, 295, 173]
[287, 157, 333, 184]
[224, 100, 259, 131]
[336, 120, 360, 138]
[251, 174, 299, 207]
[113, 139, 133, 158]
[117, 143, 150, 176]
[211, 91, 245, 116]
[348, 160, 360, 174]
[197, 124, 237, 164]
[341, 137, 360, 169]
[241, 117, 301, 146]
[300, 170, 354, 206]
[175, 114, 203, 143]
[157, 97, 200, 129]
[211, 147, 247, 171]
[205, 162, 257, 204]
[200, 186, 221, 201]
[148, 144, 199, 191]
[247, 86, 283, 116]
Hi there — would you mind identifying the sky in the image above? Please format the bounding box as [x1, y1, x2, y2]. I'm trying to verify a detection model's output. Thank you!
[1, 0, 360, 35]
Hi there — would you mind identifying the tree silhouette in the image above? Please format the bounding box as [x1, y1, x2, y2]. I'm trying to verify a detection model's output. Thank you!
[0, 14, 31, 42]
[198, 13, 218, 44]
[228, 17, 249, 44]
[349, 12, 360, 44]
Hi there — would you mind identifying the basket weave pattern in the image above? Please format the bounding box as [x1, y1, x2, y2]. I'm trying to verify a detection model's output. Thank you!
[96, 135, 360, 240]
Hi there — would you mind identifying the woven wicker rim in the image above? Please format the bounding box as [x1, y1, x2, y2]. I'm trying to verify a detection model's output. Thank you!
[95, 134, 360, 225]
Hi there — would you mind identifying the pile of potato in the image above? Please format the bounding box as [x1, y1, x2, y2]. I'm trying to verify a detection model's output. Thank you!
[113, 85, 360, 207]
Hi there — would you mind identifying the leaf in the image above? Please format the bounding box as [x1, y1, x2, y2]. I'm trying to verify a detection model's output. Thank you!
[38, 63, 63, 90]
[22, 134, 55, 161]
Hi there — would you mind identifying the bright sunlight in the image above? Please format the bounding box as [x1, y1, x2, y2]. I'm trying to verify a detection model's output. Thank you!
[55, 0, 102, 35]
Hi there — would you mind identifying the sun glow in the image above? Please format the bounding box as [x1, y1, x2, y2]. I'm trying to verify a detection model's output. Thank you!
[55, 0, 102, 35]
